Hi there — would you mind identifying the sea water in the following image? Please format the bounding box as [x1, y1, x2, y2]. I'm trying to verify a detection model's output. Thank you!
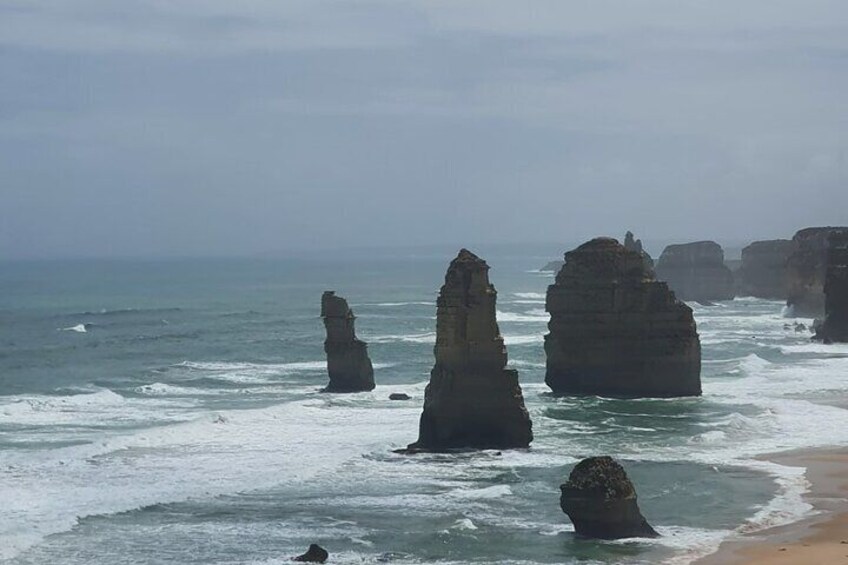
[2, 254, 848, 564]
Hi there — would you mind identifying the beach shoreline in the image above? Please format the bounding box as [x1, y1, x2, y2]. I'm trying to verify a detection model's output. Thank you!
[696, 448, 848, 564]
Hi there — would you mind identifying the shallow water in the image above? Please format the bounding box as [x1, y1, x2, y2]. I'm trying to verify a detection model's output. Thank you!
[2, 256, 848, 564]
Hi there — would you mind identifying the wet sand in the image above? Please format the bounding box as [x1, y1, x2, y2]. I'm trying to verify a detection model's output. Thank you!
[698, 449, 848, 564]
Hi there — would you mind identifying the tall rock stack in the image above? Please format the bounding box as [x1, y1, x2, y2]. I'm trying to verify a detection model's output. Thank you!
[736, 239, 794, 299]
[545, 238, 701, 398]
[786, 227, 848, 318]
[815, 232, 848, 343]
[320, 291, 375, 392]
[623, 231, 654, 271]
[407, 249, 533, 451]
[655, 241, 735, 302]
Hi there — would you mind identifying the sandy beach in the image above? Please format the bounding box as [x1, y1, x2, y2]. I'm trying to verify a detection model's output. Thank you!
[698, 449, 848, 564]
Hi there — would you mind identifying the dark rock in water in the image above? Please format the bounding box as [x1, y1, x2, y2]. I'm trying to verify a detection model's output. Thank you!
[736, 239, 794, 299]
[814, 232, 848, 343]
[623, 230, 654, 270]
[389, 393, 411, 401]
[321, 291, 375, 392]
[540, 260, 565, 273]
[560, 456, 659, 540]
[407, 249, 533, 451]
[786, 227, 848, 318]
[655, 241, 735, 302]
[794, 322, 808, 333]
[545, 238, 701, 398]
[292, 544, 329, 563]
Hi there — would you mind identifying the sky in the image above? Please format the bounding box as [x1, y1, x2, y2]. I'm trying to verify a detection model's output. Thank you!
[1, 0, 847, 259]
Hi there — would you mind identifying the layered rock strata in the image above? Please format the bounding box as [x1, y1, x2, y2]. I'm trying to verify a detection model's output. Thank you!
[321, 291, 375, 392]
[736, 239, 793, 299]
[655, 241, 735, 302]
[815, 232, 848, 342]
[786, 227, 848, 317]
[545, 238, 701, 397]
[560, 456, 659, 539]
[408, 249, 533, 451]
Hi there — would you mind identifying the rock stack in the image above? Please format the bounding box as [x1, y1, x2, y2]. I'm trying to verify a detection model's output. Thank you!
[560, 456, 658, 539]
[623, 231, 654, 271]
[736, 239, 794, 299]
[320, 291, 375, 392]
[815, 232, 848, 343]
[407, 249, 533, 451]
[655, 241, 735, 302]
[545, 238, 701, 397]
[786, 227, 848, 318]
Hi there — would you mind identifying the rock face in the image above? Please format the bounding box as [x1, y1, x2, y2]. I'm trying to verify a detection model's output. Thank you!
[321, 291, 375, 392]
[786, 227, 848, 318]
[815, 232, 848, 342]
[545, 238, 701, 397]
[293, 544, 329, 563]
[408, 249, 533, 451]
[560, 456, 659, 539]
[655, 241, 735, 302]
[736, 240, 793, 299]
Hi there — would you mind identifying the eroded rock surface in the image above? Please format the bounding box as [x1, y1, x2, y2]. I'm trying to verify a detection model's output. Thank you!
[815, 232, 848, 342]
[545, 238, 701, 397]
[407, 249, 533, 451]
[736, 239, 794, 299]
[655, 241, 735, 302]
[293, 544, 329, 563]
[786, 227, 848, 317]
[560, 456, 658, 539]
[321, 291, 375, 392]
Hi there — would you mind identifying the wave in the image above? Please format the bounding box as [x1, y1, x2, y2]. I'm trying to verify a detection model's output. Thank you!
[365, 302, 432, 307]
[512, 292, 546, 300]
[503, 334, 544, 345]
[366, 332, 436, 344]
[67, 307, 182, 318]
[60, 323, 90, 333]
[496, 309, 548, 323]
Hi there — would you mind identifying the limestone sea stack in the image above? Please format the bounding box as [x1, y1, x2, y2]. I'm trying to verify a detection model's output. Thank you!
[815, 232, 848, 342]
[407, 249, 533, 451]
[545, 238, 701, 397]
[320, 291, 375, 392]
[560, 456, 658, 539]
[655, 241, 735, 302]
[623, 231, 654, 270]
[736, 239, 793, 299]
[786, 227, 848, 318]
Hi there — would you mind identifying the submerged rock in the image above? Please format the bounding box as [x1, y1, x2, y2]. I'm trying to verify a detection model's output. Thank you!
[389, 393, 411, 401]
[545, 238, 701, 397]
[655, 241, 735, 302]
[560, 456, 659, 539]
[815, 232, 848, 343]
[321, 291, 375, 392]
[292, 544, 329, 563]
[736, 239, 794, 299]
[407, 249, 533, 451]
[786, 227, 848, 318]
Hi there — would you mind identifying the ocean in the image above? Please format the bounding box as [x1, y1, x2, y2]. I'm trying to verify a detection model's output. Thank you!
[3, 252, 848, 564]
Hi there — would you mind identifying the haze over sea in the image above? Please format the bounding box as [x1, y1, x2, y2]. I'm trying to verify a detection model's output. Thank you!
[3, 248, 848, 564]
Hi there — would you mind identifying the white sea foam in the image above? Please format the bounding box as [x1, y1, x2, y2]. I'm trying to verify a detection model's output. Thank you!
[365, 332, 436, 344]
[496, 310, 548, 323]
[503, 334, 543, 345]
[513, 292, 546, 300]
[61, 323, 88, 333]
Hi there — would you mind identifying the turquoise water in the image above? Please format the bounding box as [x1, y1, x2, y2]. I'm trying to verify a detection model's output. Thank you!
[3, 254, 848, 564]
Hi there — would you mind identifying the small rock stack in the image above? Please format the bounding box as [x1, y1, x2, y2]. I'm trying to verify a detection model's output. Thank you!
[736, 239, 794, 299]
[786, 227, 848, 318]
[815, 232, 848, 343]
[545, 238, 701, 398]
[560, 456, 658, 539]
[321, 291, 375, 392]
[408, 249, 533, 451]
[655, 241, 735, 302]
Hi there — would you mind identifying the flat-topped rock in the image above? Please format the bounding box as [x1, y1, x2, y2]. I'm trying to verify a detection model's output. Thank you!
[786, 227, 848, 317]
[815, 232, 848, 342]
[407, 249, 533, 451]
[545, 238, 701, 397]
[321, 291, 375, 392]
[737, 239, 793, 299]
[560, 456, 659, 539]
[655, 241, 735, 302]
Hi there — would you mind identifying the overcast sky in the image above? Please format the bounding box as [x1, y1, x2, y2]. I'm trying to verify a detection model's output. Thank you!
[2, 1, 847, 258]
